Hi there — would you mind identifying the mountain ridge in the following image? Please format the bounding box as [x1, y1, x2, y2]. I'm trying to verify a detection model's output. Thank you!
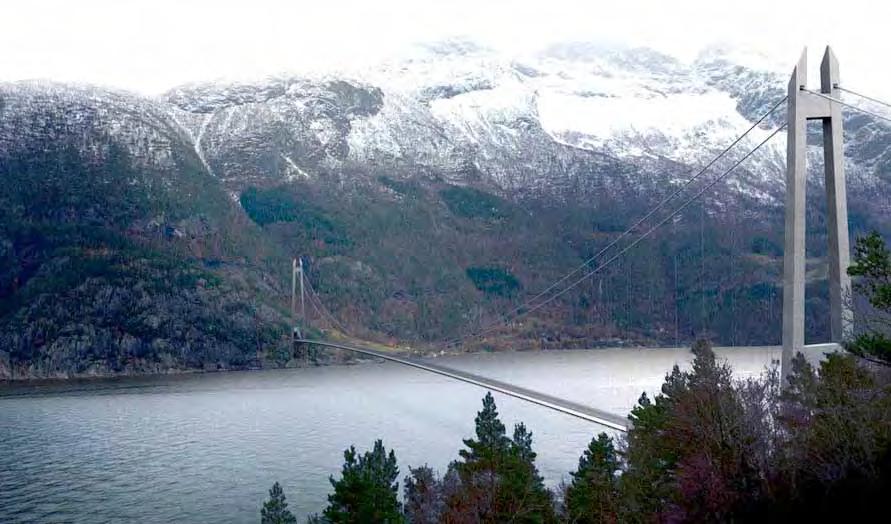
[2, 41, 891, 379]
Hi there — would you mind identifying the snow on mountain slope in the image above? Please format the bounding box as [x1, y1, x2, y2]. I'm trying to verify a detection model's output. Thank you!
[334, 40, 794, 198]
[0, 81, 183, 171]
[5, 40, 888, 206]
[161, 76, 385, 190]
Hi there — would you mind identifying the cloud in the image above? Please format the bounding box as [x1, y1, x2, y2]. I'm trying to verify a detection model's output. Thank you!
[2, 0, 890, 100]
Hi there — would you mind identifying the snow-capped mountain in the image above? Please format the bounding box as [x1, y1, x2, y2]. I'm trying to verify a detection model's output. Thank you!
[5, 39, 889, 209]
[152, 40, 800, 202]
[148, 39, 890, 207]
[4, 40, 891, 378]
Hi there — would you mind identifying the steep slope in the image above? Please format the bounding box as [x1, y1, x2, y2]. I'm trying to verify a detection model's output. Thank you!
[3, 41, 891, 379]
[0, 82, 291, 379]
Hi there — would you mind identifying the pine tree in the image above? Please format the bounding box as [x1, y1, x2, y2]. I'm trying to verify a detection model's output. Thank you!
[458, 391, 510, 470]
[447, 392, 555, 523]
[261, 481, 297, 524]
[564, 433, 619, 523]
[323, 440, 403, 523]
[846, 231, 891, 364]
[446, 391, 509, 521]
[618, 392, 675, 521]
[501, 422, 555, 522]
[511, 422, 535, 464]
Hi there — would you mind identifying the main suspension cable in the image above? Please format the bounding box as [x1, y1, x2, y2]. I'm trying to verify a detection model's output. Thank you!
[803, 89, 891, 126]
[445, 125, 787, 348]
[836, 86, 891, 111]
[439, 97, 788, 349]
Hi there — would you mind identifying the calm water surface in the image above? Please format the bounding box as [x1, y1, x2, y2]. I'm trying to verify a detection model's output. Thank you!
[1, 346, 809, 523]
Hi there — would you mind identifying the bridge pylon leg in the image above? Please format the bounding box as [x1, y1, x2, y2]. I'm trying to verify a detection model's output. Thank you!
[820, 49, 853, 345]
[782, 50, 808, 385]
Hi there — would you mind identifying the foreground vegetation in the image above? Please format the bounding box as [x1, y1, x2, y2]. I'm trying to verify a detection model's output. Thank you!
[261, 341, 890, 523]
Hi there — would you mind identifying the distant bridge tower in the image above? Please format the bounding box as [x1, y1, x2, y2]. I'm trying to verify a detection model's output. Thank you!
[783, 46, 853, 384]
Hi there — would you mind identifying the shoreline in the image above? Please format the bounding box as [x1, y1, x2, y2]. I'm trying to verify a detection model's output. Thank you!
[0, 343, 628, 384]
[1, 343, 837, 385]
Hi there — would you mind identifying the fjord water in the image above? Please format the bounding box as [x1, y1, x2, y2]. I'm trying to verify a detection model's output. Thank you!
[1, 347, 791, 523]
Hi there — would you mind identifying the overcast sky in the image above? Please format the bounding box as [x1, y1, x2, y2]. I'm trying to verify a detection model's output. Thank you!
[3, 0, 891, 97]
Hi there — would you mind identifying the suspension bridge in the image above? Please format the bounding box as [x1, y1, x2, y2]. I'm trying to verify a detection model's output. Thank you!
[292, 47, 889, 431]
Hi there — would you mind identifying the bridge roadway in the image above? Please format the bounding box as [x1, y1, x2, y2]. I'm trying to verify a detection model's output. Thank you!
[297, 340, 842, 433]
[297, 339, 631, 432]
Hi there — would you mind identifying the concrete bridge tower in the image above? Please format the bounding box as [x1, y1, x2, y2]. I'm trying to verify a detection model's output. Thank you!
[782, 47, 853, 384]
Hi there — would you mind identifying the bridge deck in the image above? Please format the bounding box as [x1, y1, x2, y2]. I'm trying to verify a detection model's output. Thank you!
[296, 341, 844, 433]
[296, 339, 630, 432]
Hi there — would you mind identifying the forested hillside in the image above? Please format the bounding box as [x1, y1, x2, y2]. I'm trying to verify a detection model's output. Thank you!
[3, 42, 891, 378]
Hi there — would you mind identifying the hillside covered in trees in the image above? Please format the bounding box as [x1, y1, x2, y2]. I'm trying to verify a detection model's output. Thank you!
[4, 47, 891, 378]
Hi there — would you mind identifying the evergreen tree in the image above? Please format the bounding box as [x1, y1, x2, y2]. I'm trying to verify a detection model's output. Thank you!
[511, 422, 536, 463]
[780, 352, 819, 428]
[446, 392, 555, 523]
[617, 391, 674, 522]
[261, 481, 297, 524]
[446, 392, 509, 521]
[847, 231, 891, 364]
[564, 433, 620, 523]
[458, 391, 510, 469]
[322, 440, 403, 524]
[500, 422, 555, 522]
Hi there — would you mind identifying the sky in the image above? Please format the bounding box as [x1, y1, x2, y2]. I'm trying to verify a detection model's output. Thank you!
[3, 0, 891, 97]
